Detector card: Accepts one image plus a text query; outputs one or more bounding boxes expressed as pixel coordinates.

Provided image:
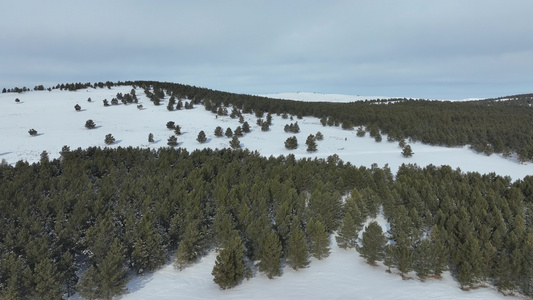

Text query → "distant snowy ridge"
[259,92,485,102]
[259,92,395,103]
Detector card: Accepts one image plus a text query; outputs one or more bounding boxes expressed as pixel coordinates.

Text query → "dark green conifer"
[77,238,128,300]
[33,258,62,300]
[242,121,251,133]
[357,221,386,265]
[286,218,309,270]
[257,231,282,279]
[230,136,241,149]
[174,219,206,270]
[335,212,359,249]
[197,130,207,143]
[306,134,317,152]
[307,218,330,260]
[212,235,245,289]
[214,126,224,137]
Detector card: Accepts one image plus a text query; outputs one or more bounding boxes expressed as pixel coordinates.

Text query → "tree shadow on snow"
[0,152,12,156]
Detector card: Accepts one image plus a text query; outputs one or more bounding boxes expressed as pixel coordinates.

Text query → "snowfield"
[1,86,531,300]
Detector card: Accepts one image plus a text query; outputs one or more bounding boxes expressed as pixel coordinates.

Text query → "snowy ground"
[1,86,531,299]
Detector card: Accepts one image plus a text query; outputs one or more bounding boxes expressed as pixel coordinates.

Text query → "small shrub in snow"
[28,129,38,136]
[85,119,96,129]
[105,134,115,145]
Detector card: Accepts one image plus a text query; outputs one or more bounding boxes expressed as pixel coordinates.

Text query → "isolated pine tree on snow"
[306,134,317,152]
[174,125,181,135]
[242,121,251,133]
[85,119,96,129]
[402,144,414,157]
[148,133,154,143]
[214,126,224,137]
[225,127,233,138]
[166,121,175,129]
[167,135,178,147]
[284,136,298,150]
[197,130,207,143]
[104,134,115,145]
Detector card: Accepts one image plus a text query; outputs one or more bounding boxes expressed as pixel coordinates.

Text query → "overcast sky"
[1,1,532,99]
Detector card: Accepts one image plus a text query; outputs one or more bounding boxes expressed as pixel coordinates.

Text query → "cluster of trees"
[70,80,532,162]
[15,79,532,160]
[284,122,300,133]
[1,147,531,298]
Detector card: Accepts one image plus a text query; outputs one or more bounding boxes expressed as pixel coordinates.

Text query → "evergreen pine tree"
[33,258,62,300]
[307,218,330,260]
[148,133,154,143]
[242,121,251,133]
[413,239,433,279]
[214,126,224,137]
[85,119,96,129]
[166,121,175,129]
[104,134,115,145]
[315,131,324,140]
[77,238,129,300]
[393,232,414,276]
[130,216,166,274]
[197,130,207,143]
[402,145,414,157]
[335,212,359,249]
[306,134,317,152]
[174,219,206,270]
[286,218,309,270]
[225,127,233,138]
[430,225,448,277]
[167,135,178,147]
[212,235,246,289]
[28,128,38,136]
[257,231,283,279]
[230,136,241,149]
[357,221,386,265]
[234,126,243,137]
[284,136,298,150]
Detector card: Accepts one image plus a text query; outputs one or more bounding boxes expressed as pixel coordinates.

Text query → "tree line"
[0,147,532,298]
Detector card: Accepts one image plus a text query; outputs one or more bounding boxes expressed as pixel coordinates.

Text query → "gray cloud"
[1,0,532,99]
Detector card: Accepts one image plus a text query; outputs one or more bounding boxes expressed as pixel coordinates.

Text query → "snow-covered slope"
[1,86,531,300]
[1,87,530,180]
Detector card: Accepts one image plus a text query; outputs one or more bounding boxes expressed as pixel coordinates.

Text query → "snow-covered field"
[1,86,531,299]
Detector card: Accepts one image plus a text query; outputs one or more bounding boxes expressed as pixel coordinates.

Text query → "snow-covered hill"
[1,86,531,300]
